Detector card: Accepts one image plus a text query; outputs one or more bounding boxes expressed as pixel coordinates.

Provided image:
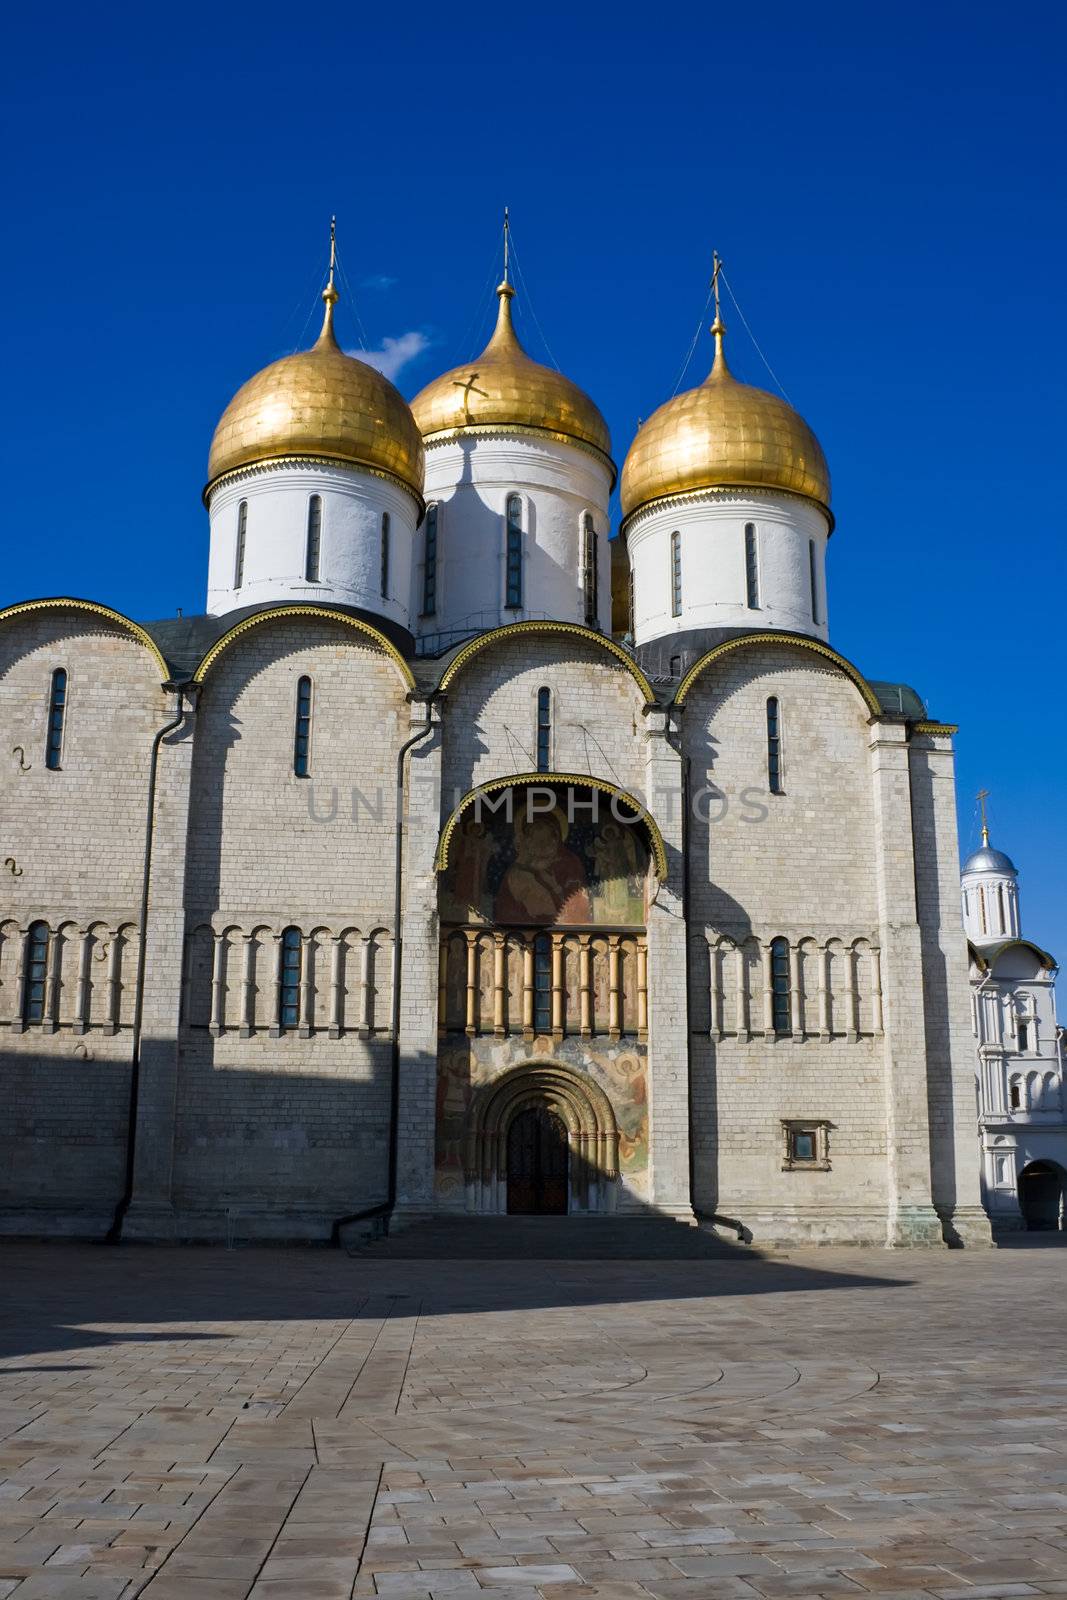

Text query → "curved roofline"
[621,479,834,534]
[969,938,1057,973]
[435,772,668,880]
[192,604,416,689]
[673,631,882,716]
[421,423,617,488]
[0,597,170,682]
[436,620,655,704]
[203,451,426,510]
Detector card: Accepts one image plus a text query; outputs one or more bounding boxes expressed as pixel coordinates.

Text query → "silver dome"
[961,844,1018,876]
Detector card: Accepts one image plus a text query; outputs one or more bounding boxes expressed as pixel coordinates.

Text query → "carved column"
[818,944,831,1041]
[551,932,564,1038]
[464,930,478,1037]
[298,933,314,1038]
[209,930,225,1037]
[328,935,344,1039]
[789,941,803,1041]
[608,936,621,1041]
[73,929,92,1035]
[579,936,593,1038]
[493,932,506,1036]
[636,939,649,1041]
[240,934,255,1038]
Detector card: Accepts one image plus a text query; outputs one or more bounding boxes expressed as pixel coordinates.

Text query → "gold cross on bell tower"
[977,788,990,847]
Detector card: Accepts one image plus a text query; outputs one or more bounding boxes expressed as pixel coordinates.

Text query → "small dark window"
[808,538,820,625]
[45,668,67,770]
[380,512,390,598]
[23,922,50,1024]
[536,687,551,772]
[767,696,783,794]
[670,530,682,616]
[1018,1021,1029,1053]
[582,512,598,626]
[670,655,682,678]
[280,927,302,1030]
[305,495,322,583]
[235,500,248,587]
[791,1128,816,1161]
[745,523,760,609]
[506,494,523,609]
[533,933,552,1031]
[1010,1082,1022,1109]
[770,936,790,1035]
[294,676,312,777]
[628,566,635,637]
[422,504,438,616]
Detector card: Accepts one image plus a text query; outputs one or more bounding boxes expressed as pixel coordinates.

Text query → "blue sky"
[4,0,1065,963]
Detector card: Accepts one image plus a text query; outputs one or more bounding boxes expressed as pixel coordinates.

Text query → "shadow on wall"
[907,753,963,1241]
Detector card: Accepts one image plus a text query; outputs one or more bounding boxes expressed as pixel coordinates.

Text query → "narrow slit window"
[533,934,552,1032]
[293,676,312,777]
[506,493,523,609]
[1010,1080,1021,1109]
[280,927,302,1030]
[628,566,635,637]
[234,500,248,588]
[766,696,783,794]
[536,687,551,772]
[808,538,820,624]
[380,512,390,598]
[1018,1020,1030,1052]
[305,495,322,583]
[23,922,50,1024]
[770,936,791,1035]
[45,668,67,770]
[978,885,987,935]
[745,523,760,609]
[581,512,598,626]
[670,530,682,616]
[422,504,438,616]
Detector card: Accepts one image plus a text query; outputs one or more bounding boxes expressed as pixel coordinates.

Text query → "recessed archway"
[1018,1160,1066,1232]
[464,1062,620,1216]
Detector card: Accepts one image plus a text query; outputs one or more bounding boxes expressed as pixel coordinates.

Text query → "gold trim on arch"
[0,598,170,681]
[437,620,655,704]
[192,605,416,689]
[435,771,669,880]
[674,632,882,717]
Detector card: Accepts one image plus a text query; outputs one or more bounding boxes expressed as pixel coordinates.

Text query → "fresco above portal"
[439,793,650,927]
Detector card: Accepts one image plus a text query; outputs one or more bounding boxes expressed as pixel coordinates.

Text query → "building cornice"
[421,423,617,486]
[203,453,425,514]
[620,481,834,538]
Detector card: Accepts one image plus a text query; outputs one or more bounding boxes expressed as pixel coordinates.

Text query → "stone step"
[351,1215,758,1260]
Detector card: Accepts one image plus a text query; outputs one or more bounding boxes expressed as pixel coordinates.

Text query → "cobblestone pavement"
[2,1240,1066,1599]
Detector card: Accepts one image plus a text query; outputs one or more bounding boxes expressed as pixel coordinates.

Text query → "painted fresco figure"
[494,809,592,925]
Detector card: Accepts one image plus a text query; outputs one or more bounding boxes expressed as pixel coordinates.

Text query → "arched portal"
[1018,1161,1066,1232]
[464,1062,620,1215]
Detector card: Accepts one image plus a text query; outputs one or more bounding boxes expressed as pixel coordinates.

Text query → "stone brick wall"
[0,611,167,1225]
[170,616,411,1233]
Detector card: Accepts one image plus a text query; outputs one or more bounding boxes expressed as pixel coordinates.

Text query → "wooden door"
[507,1107,569,1214]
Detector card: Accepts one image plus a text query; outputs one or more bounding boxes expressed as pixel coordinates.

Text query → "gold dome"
[410,281,613,470]
[620,319,830,521]
[206,286,424,500]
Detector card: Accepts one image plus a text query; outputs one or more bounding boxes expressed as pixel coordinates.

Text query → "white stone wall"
[681,642,886,1238]
[171,615,411,1234]
[627,489,830,646]
[438,633,648,807]
[418,434,613,644]
[0,612,167,1227]
[206,461,420,630]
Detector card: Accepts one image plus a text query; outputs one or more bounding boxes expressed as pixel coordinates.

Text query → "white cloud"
[361,274,397,291]
[348,330,429,381]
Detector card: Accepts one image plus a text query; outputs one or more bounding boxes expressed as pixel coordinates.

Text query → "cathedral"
[0,236,1007,1247]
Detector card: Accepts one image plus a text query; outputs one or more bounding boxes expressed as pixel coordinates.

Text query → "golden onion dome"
[410,280,613,471]
[206,282,424,501]
[620,316,830,522]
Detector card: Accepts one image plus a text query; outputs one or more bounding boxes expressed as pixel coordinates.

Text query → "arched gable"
[674,631,882,717]
[192,604,415,690]
[436,772,668,880]
[0,597,170,681]
[436,620,655,705]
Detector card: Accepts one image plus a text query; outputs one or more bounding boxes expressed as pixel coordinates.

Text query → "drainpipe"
[107,683,190,1243]
[331,697,436,1247]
